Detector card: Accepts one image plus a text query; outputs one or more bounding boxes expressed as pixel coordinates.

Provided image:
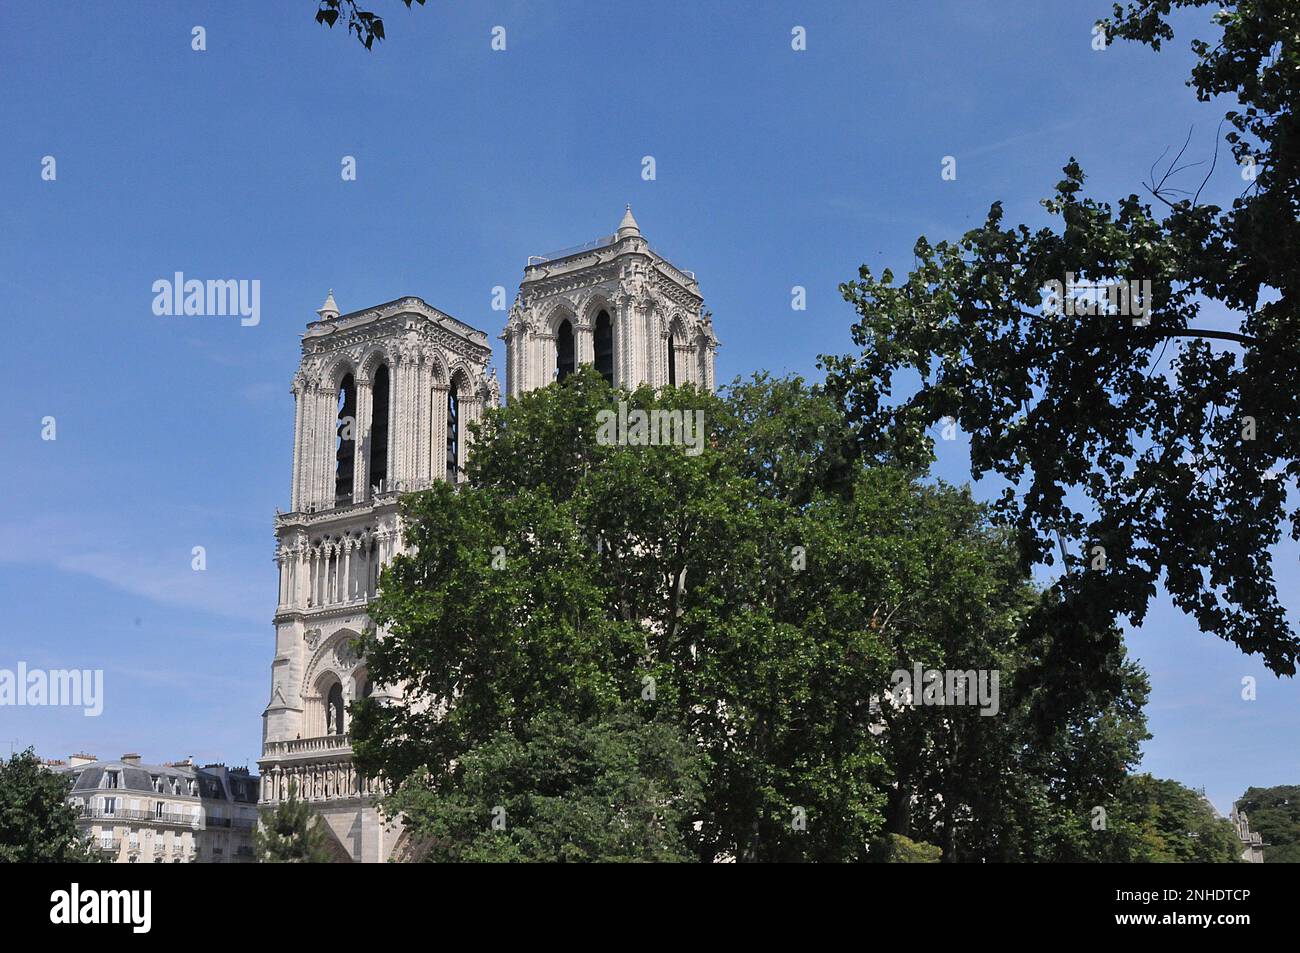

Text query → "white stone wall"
[503,214,718,399]
[74,793,257,863]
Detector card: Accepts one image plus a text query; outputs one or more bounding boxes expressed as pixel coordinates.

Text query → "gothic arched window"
[667,333,677,387]
[334,373,356,506]
[326,682,345,736]
[446,380,460,482]
[556,319,575,381]
[594,310,613,384]
[369,364,390,494]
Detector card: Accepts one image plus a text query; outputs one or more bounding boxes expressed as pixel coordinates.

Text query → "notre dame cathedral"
[258,208,719,861]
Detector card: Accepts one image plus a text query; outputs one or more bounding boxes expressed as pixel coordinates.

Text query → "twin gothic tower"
[259,209,719,861]
[503,206,717,395]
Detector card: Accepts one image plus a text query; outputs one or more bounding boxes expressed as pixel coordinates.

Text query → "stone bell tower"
[259,291,495,862]
[502,206,718,397]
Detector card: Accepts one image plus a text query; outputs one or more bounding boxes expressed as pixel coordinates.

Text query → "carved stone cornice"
[274,604,373,626]
[300,309,491,372]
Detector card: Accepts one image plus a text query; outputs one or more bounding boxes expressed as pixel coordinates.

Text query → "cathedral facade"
[258,209,717,861]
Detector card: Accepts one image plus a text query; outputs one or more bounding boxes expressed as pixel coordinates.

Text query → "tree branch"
[1149,328,1256,346]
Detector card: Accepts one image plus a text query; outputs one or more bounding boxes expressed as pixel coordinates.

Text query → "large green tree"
[723,378,1152,862]
[822,0,1300,677]
[0,749,100,863]
[352,369,1149,861]
[353,369,896,861]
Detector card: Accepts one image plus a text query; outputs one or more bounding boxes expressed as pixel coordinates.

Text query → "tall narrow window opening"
[595,310,614,384]
[556,319,575,381]
[334,373,356,505]
[369,364,389,493]
[446,381,460,482]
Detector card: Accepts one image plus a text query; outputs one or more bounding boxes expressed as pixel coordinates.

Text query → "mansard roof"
[53,757,258,803]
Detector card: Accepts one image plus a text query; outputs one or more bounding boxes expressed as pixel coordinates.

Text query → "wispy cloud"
[0,515,268,626]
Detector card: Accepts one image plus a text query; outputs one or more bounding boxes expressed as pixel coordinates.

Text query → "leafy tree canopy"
[1236,784,1300,862]
[0,749,100,863]
[254,781,340,863]
[388,711,705,862]
[822,0,1300,676]
[352,369,1149,861]
[1092,774,1243,862]
[867,832,943,863]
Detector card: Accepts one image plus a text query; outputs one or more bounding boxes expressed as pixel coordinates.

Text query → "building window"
[335,373,357,505]
[556,319,575,381]
[155,801,165,819]
[369,364,390,493]
[103,771,119,789]
[667,334,677,387]
[594,310,613,384]
[446,382,460,483]
[102,797,117,816]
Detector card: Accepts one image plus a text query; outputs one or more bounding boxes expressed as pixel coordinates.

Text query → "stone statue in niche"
[326,696,342,736]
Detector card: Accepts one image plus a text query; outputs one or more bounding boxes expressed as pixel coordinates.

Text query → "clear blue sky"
[1,1,1292,813]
